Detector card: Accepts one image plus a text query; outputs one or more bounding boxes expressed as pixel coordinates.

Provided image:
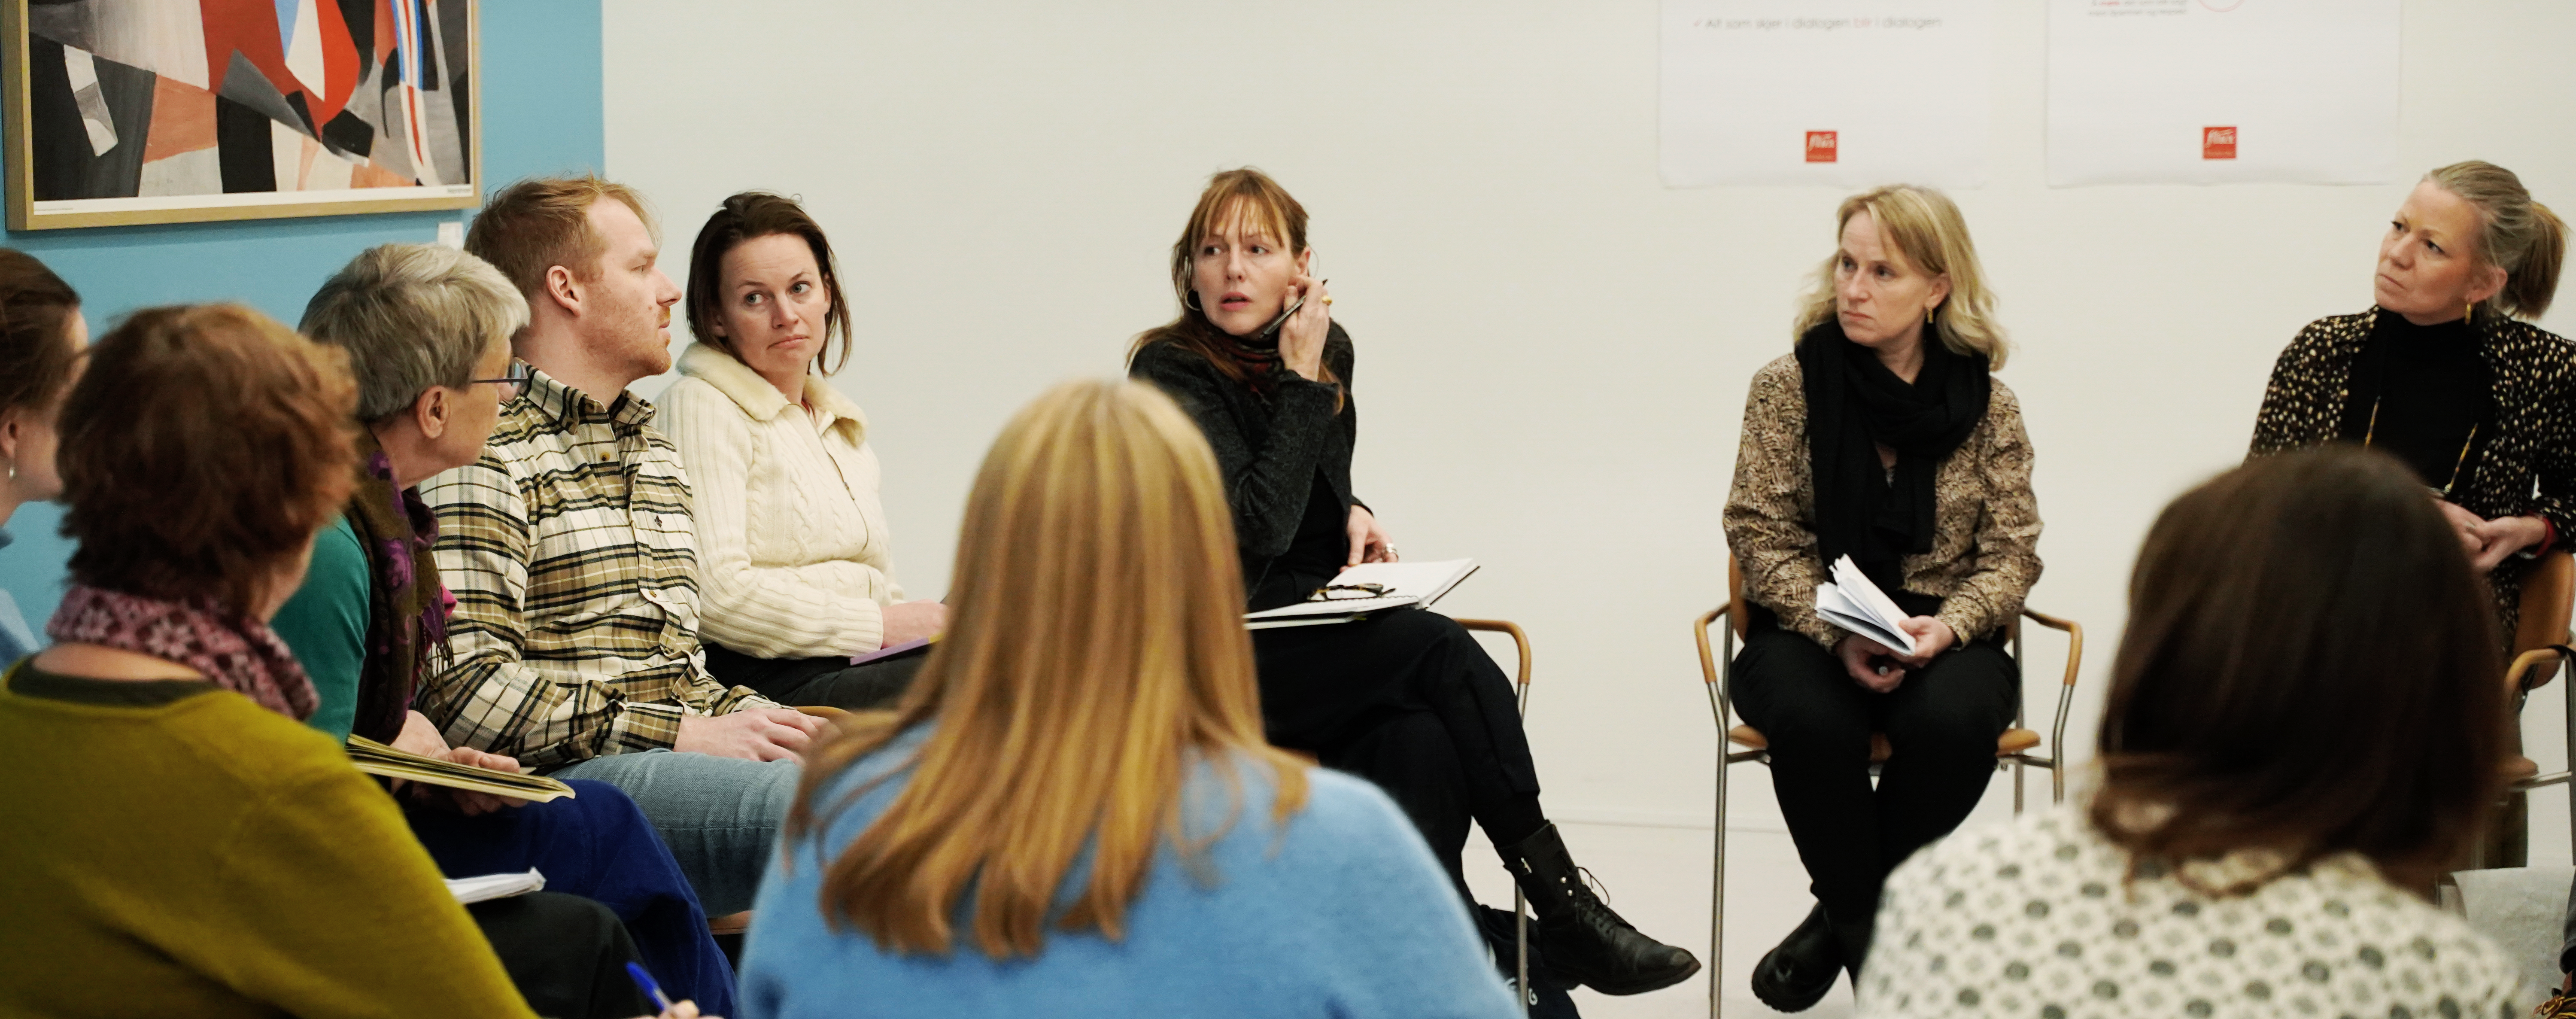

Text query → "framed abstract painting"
[0,0,477,230]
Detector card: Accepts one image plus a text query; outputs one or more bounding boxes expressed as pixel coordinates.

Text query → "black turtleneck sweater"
[2337,310,2494,493]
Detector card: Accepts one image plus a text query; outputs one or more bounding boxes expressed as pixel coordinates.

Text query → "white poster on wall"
[1660,0,1990,189]
[2047,0,2399,186]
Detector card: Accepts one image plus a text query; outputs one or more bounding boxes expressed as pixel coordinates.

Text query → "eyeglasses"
[1312,582,1392,601]
[467,362,532,402]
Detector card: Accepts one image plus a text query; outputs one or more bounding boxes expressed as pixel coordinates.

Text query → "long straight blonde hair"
[786,379,1309,959]
[1793,185,2010,370]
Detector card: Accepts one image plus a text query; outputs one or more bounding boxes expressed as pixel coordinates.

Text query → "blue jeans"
[549,749,800,916]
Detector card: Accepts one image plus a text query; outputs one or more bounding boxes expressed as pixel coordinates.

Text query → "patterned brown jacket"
[2250,308,2576,638]
[1723,353,2044,650]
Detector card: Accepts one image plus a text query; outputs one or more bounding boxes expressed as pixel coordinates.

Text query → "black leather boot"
[1501,822,1701,996]
[1750,903,1842,1012]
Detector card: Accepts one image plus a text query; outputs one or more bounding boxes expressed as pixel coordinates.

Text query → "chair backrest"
[2513,550,2575,657]
[1725,556,1747,639]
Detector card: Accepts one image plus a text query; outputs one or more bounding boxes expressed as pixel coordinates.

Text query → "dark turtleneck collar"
[2339,307,2494,493]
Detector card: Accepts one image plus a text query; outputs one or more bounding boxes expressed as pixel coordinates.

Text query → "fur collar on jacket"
[677,341,868,445]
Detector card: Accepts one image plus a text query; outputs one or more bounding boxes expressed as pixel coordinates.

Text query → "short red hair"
[57,304,357,616]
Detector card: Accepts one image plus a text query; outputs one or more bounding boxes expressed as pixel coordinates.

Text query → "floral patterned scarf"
[344,438,451,743]
[46,584,317,719]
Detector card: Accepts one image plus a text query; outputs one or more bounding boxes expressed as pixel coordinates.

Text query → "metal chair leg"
[1708,624,1734,1019]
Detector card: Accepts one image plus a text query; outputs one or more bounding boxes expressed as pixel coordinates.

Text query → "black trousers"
[703,642,925,711]
[1252,608,1546,890]
[1731,625,2017,930]
[467,891,652,1019]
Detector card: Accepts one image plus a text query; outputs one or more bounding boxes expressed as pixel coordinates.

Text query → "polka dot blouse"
[1859,802,2530,1018]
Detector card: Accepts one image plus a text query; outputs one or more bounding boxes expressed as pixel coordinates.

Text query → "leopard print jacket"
[2250,307,2576,641]
[1724,353,2044,650]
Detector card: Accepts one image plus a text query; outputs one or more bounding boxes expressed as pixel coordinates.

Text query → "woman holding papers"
[1721,185,2040,1010]
[661,192,942,711]
[0,303,688,1018]
[270,243,735,1015]
[1127,167,1698,998]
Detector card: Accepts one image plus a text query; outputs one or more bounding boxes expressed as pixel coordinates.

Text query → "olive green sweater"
[0,661,537,1018]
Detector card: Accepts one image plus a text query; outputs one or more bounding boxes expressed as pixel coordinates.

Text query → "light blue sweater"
[739,726,1520,1019]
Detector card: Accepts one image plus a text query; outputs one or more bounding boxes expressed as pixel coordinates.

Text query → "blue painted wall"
[0,2,605,634]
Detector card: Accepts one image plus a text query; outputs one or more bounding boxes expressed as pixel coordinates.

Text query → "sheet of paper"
[2046,0,2399,186]
[1661,0,1991,188]
[445,869,546,905]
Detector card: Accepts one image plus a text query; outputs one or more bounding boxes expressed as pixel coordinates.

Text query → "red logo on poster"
[2203,126,2238,160]
[1806,131,1838,163]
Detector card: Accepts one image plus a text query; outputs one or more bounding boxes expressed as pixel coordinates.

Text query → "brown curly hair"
[57,304,358,616]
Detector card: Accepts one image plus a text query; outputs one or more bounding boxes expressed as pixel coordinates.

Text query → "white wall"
[605,0,2576,853]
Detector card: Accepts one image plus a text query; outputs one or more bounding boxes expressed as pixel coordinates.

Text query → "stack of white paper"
[444,869,546,905]
[1814,555,1918,657]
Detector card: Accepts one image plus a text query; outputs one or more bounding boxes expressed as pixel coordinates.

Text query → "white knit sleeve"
[662,383,887,659]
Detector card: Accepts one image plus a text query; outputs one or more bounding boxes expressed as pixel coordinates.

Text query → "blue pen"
[624,961,675,1012]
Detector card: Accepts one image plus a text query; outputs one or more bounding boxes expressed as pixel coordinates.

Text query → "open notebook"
[1813,554,1919,657]
[346,736,577,803]
[1244,559,1479,630]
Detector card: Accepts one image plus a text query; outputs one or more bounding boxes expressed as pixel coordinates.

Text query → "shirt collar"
[520,361,657,431]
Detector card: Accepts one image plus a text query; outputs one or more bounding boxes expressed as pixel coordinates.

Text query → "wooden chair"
[1455,619,1537,1015]
[1689,556,2083,1019]
[2498,551,2576,860]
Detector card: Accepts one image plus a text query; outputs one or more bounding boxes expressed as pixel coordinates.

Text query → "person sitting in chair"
[1722,184,2040,1010]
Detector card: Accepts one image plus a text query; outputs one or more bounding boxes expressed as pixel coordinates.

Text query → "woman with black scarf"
[1722,185,2041,1011]
[1128,167,1700,1001]
[2249,161,2573,874]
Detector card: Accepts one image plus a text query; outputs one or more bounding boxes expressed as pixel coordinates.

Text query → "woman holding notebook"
[269,243,735,1015]
[1127,167,1698,998]
[1720,185,2041,1010]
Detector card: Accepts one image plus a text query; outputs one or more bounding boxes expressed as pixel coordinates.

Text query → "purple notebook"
[849,636,933,666]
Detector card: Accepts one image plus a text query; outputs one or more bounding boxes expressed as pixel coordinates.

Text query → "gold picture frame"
[2,0,479,231]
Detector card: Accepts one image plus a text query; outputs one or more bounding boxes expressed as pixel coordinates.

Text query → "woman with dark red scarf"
[0,302,694,1017]
[1125,167,1698,1001]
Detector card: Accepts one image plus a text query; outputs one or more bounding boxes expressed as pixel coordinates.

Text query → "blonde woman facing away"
[1721,185,2040,1010]
[661,192,943,711]
[1861,447,2523,1018]
[735,380,1515,1019]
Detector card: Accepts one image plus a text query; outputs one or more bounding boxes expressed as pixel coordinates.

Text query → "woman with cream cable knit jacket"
[661,192,944,711]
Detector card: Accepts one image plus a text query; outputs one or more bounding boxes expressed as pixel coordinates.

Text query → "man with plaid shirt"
[420,176,827,916]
